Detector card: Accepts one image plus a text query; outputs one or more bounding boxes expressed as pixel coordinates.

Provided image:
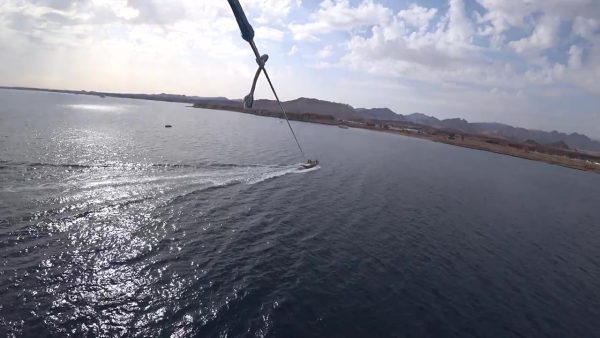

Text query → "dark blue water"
[1,89,599,337]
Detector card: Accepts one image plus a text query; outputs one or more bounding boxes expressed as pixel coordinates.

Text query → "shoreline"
[2,86,598,175]
[192,104,600,175]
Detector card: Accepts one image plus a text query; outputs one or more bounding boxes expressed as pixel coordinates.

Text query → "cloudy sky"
[1,0,599,137]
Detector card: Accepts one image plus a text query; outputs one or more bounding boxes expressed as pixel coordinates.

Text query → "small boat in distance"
[301,159,319,169]
[338,124,349,129]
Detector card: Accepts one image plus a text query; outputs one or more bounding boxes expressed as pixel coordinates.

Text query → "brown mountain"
[253,97,359,120]
[192,95,600,152]
[4,87,597,153]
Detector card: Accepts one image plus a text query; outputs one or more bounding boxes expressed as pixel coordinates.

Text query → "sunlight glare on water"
[1,89,600,337]
[64,104,129,112]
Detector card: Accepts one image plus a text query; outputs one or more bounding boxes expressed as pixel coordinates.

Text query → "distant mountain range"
[195,96,600,153]
[253,98,358,120]
[2,86,598,153]
[400,114,600,153]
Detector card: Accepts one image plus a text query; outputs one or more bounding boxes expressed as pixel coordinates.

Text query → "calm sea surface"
[1,89,599,337]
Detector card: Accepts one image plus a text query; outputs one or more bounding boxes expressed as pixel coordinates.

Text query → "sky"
[1,0,600,138]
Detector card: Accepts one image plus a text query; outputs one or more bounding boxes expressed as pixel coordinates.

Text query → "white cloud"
[286,0,599,97]
[255,26,285,41]
[288,44,298,55]
[341,0,483,83]
[244,0,298,24]
[509,15,561,55]
[289,0,390,41]
[568,45,583,69]
[572,16,599,39]
[397,4,437,32]
[0,0,255,96]
[475,0,596,31]
[317,45,334,58]
[126,0,185,24]
[445,0,473,44]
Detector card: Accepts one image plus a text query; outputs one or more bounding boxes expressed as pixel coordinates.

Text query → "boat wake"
[1,160,320,236]
[1,161,317,196]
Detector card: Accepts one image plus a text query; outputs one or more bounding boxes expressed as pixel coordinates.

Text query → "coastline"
[192,103,600,175]
[2,86,598,175]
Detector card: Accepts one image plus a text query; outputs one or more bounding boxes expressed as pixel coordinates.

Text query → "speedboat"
[300,160,319,169]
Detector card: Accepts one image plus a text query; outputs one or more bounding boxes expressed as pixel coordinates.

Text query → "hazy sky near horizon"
[1,0,600,138]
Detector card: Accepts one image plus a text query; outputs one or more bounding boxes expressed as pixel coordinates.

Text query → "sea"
[1,89,599,337]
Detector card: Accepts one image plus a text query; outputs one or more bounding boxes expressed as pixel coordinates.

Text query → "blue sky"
[1,0,599,138]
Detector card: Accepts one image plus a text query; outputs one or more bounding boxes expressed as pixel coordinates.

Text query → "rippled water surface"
[1,89,600,337]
